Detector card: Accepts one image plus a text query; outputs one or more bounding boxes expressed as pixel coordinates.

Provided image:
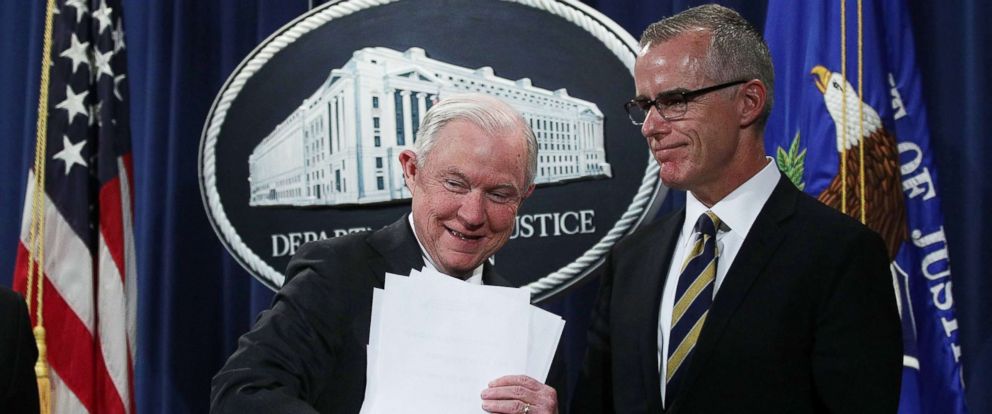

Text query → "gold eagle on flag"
[810,65,908,259]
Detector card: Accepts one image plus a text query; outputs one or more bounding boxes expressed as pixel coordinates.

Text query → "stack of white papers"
[359,267,565,414]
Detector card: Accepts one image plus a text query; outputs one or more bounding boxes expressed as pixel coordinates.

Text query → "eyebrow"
[440,168,468,179]
[441,168,521,194]
[635,87,692,101]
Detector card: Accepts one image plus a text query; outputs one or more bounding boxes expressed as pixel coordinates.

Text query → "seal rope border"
[198,0,663,297]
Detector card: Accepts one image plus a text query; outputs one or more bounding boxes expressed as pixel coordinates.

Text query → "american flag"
[13,0,137,412]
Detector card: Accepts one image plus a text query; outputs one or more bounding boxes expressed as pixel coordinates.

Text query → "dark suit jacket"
[573,176,902,413]
[212,216,564,413]
[0,287,40,414]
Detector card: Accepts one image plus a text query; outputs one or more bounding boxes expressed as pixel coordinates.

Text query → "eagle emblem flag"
[764,1,966,413]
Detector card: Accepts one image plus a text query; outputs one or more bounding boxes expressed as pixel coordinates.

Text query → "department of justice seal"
[198,0,667,302]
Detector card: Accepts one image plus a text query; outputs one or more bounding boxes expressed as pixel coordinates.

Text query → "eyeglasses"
[624,80,748,125]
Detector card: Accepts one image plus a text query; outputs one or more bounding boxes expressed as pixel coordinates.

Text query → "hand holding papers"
[361,268,565,414]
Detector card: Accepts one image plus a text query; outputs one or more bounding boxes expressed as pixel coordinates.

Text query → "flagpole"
[27,0,59,412]
[857,0,867,224]
[839,0,848,214]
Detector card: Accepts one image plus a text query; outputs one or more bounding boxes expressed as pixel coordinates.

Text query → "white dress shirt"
[658,159,781,405]
[408,214,484,285]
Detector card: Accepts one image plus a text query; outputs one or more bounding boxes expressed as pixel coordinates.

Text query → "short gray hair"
[413,93,538,186]
[640,4,774,126]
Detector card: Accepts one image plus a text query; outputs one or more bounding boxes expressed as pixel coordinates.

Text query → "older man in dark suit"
[573,4,901,413]
[211,94,560,414]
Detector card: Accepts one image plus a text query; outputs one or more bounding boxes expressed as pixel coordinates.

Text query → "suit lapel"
[482,263,513,287]
[365,214,509,288]
[365,215,426,285]
[630,210,685,411]
[672,176,798,407]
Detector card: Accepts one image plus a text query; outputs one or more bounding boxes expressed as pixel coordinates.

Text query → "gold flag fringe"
[27,0,58,412]
[34,327,51,413]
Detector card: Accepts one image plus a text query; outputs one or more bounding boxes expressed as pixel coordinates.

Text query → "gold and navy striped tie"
[666,210,721,402]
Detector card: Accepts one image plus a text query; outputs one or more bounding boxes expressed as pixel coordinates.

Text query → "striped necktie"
[665,210,722,403]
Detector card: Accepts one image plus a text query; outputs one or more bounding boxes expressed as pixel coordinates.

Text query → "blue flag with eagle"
[763,0,966,412]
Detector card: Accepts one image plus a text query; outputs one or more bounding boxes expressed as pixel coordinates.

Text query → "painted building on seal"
[248,46,610,207]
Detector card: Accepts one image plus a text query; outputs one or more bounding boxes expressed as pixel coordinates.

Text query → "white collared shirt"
[658,158,781,405]
[408,214,484,285]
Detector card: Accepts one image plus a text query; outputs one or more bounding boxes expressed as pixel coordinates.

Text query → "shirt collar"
[684,158,780,239]
[407,214,484,284]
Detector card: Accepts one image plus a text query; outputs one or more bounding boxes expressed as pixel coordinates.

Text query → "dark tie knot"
[694,211,722,238]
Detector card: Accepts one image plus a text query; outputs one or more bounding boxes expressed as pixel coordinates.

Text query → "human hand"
[480,375,557,414]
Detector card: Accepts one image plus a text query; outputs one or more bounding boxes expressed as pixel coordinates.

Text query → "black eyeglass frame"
[624,79,749,125]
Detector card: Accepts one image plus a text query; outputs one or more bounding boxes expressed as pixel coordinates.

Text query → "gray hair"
[640,4,774,126]
[413,93,538,186]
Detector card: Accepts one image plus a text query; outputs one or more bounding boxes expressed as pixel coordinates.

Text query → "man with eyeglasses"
[572,4,901,413]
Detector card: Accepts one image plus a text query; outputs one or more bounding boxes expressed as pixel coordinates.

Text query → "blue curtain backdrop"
[1,1,987,413]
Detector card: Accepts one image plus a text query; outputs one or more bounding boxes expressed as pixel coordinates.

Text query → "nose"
[640,106,671,138]
[457,190,486,229]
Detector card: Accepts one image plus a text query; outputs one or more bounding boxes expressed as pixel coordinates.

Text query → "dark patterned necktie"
[665,210,721,403]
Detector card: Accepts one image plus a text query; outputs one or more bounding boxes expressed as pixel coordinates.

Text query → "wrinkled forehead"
[634,32,713,93]
[433,119,526,150]
[431,122,529,179]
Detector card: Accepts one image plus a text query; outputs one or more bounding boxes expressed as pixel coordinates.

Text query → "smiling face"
[400,119,534,277]
[634,32,750,204]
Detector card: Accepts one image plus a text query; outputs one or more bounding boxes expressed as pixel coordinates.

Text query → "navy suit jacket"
[573,176,902,413]
[212,216,564,413]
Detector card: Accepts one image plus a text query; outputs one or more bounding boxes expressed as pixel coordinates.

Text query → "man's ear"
[398,150,418,194]
[738,79,766,128]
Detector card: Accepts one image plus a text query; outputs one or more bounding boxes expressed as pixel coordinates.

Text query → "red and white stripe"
[13,162,137,414]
